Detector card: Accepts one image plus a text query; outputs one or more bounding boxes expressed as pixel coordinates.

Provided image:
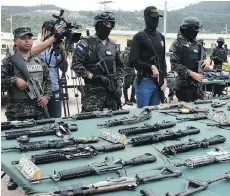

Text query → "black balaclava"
[96,22,112,40]
[180,27,198,41]
[145,16,159,31]
[217,42,224,47]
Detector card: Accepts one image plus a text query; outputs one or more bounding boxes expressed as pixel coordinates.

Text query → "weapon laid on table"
[161,135,226,156]
[29,153,157,182]
[140,188,156,196]
[174,148,230,168]
[97,108,152,127]
[194,99,213,104]
[2,136,99,152]
[176,114,207,122]
[62,109,130,120]
[11,144,125,165]
[118,121,176,136]
[160,107,209,115]
[166,171,230,196]
[143,102,185,111]
[129,127,200,147]
[1,118,55,130]
[211,101,227,108]
[219,96,230,100]
[9,52,50,118]
[31,165,181,196]
[1,122,78,140]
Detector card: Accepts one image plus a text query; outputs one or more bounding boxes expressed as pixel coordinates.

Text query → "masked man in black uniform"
[129,6,167,108]
[72,12,124,112]
[170,17,211,102]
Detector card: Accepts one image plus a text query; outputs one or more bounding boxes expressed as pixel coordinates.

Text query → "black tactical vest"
[83,36,116,83]
[214,47,227,64]
[8,56,44,100]
[180,41,201,72]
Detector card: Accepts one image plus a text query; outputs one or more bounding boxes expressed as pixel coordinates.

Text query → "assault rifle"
[118,121,176,136]
[174,148,230,168]
[166,171,230,196]
[97,52,122,109]
[11,144,125,165]
[1,122,78,140]
[160,107,209,115]
[29,153,156,182]
[2,136,99,152]
[129,127,200,147]
[97,108,152,127]
[1,118,55,130]
[143,102,185,111]
[194,99,213,104]
[9,52,50,118]
[31,165,182,196]
[62,109,130,120]
[211,101,227,108]
[161,135,226,155]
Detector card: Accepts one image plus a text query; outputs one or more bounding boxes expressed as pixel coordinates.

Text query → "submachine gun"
[29,153,156,183]
[9,52,50,118]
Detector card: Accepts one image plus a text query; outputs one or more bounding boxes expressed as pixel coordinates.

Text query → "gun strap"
[9,52,31,81]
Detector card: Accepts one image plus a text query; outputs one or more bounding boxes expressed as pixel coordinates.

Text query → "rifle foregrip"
[36,118,55,124]
[207,135,226,145]
[182,127,200,135]
[31,153,67,164]
[68,124,78,132]
[140,188,156,196]
[118,126,140,135]
[58,166,96,180]
[112,110,130,115]
[159,122,176,129]
[97,144,125,152]
[124,153,156,166]
[1,123,12,130]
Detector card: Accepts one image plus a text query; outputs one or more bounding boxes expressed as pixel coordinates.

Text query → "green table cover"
[1,100,230,196]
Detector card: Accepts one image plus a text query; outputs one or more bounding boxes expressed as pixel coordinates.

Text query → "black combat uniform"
[170,17,204,102]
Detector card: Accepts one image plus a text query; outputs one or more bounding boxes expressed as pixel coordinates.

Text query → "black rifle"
[1,122,78,140]
[176,115,207,122]
[166,171,230,196]
[2,136,99,152]
[161,135,226,155]
[194,100,213,104]
[97,53,122,109]
[129,127,200,147]
[31,165,181,196]
[11,144,125,165]
[97,108,152,127]
[140,188,156,196]
[62,109,130,120]
[1,118,55,130]
[9,52,50,118]
[29,153,156,182]
[160,107,209,115]
[118,121,176,136]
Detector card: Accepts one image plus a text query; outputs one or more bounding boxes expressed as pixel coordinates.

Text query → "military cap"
[144,6,163,18]
[13,27,33,39]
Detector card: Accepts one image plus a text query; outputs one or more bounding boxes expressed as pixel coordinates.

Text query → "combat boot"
[7,178,18,190]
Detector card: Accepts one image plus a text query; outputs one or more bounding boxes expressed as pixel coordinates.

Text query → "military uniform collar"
[93,34,110,44]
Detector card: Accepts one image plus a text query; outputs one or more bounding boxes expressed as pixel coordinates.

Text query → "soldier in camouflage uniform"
[169,17,210,102]
[210,37,228,69]
[72,12,124,112]
[121,39,136,105]
[1,27,52,121]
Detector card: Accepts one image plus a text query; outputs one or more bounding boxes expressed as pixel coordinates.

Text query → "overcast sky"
[1,0,203,11]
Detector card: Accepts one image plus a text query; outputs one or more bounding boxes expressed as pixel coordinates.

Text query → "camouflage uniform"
[121,47,136,103]
[1,54,52,121]
[72,34,124,112]
[210,46,228,69]
[170,33,205,102]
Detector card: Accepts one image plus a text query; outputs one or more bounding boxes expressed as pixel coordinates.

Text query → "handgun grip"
[124,153,156,166]
[140,188,156,196]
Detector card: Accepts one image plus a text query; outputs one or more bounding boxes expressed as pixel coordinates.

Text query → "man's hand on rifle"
[16,78,28,90]
[37,96,48,107]
[151,65,159,82]
[161,78,167,91]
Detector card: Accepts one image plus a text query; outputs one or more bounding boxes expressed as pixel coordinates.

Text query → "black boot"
[7,178,18,190]
[130,87,136,103]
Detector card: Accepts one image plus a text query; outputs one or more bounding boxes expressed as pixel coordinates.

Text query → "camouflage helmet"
[93,12,115,28]
[217,37,225,43]
[180,16,202,30]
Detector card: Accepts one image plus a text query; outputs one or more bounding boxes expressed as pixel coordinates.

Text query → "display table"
[1,101,230,196]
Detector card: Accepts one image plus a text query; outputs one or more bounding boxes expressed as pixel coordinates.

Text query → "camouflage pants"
[123,74,135,101]
[5,99,45,121]
[81,85,117,112]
